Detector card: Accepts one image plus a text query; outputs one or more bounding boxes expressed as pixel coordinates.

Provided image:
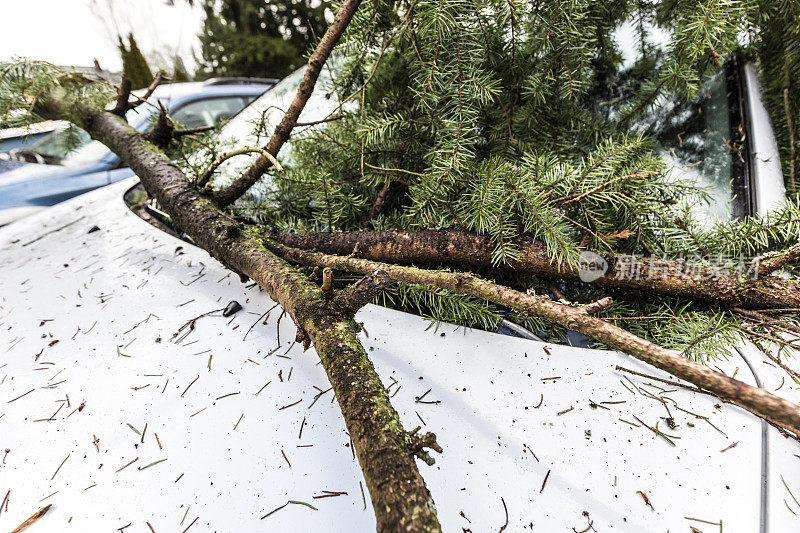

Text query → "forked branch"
[263,238,800,437]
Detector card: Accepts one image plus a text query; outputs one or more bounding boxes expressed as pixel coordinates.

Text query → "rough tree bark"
[275,229,800,309]
[35,96,442,533]
[262,239,800,437]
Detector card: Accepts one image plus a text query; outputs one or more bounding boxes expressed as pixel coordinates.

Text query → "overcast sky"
[0,0,203,73]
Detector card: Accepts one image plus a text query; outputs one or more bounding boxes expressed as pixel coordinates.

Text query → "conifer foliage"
[213,0,797,362]
[195,0,331,79]
[2,1,800,529]
[117,33,155,90]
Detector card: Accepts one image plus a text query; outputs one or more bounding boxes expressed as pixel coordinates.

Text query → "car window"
[199,59,344,188]
[171,96,247,129]
[640,69,737,224]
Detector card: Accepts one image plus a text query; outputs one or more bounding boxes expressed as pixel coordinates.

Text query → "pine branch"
[35,89,442,533]
[275,229,800,309]
[214,0,364,207]
[265,238,800,437]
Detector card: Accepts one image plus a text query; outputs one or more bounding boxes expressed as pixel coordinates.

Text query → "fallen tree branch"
[274,229,800,309]
[111,73,164,117]
[263,239,800,436]
[36,95,442,533]
[214,0,363,207]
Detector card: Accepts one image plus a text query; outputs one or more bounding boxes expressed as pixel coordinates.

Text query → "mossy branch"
[263,237,800,438]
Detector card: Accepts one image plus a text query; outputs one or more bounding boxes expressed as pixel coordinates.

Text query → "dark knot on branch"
[408,426,443,466]
[295,328,311,351]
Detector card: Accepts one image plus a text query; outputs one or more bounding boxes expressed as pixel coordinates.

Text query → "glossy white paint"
[1,180,799,531]
[744,63,788,216]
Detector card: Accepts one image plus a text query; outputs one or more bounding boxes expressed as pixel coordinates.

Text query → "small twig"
[498,497,509,532]
[295,114,344,127]
[173,125,215,137]
[540,469,551,493]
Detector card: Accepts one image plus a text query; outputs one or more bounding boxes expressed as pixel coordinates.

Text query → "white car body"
[1,177,799,531]
[0,29,797,530]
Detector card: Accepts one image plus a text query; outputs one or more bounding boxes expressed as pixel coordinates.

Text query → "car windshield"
[608,21,743,225]
[31,104,155,166]
[210,67,745,226]
[196,63,341,187]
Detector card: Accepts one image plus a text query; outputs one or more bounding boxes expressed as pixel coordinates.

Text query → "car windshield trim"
[728,54,756,219]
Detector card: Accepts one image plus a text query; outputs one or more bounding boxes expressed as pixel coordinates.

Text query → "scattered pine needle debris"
[261,500,318,520]
[279,399,302,410]
[116,457,139,473]
[181,375,200,397]
[182,516,198,532]
[11,504,51,533]
[313,490,348,499]
[51,455,69,480]
[540,469,551,493]
[215,392,239,401]
[138,458,168,471]
[637,490,654,510]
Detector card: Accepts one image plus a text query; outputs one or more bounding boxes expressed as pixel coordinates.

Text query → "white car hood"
[1,179,799,532]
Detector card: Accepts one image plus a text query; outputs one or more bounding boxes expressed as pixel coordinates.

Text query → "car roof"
[1,180,799,531]
[140,80,273,104]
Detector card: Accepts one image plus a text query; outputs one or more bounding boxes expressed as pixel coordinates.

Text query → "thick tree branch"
[275,229,800,309]
[36,97,441,533]
[214,0,363,207]
[263,239,800,437]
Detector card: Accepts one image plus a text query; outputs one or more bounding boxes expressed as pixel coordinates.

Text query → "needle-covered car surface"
[1,179,800,532]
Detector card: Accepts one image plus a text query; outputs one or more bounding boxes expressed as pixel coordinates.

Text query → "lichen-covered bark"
[276,229,800,309]
[37,99,441,533]
[264,239,800,437]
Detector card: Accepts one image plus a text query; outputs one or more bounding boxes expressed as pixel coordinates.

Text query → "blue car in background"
[0,78,275,225]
